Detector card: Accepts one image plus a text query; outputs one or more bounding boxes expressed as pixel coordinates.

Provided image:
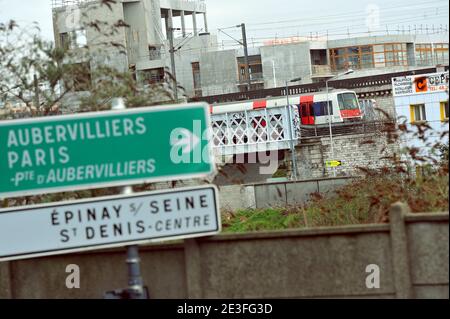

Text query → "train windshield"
[338,93,359,110]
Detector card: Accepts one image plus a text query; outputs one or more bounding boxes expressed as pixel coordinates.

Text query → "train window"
[338,93,359,110]
[313,101,333,116]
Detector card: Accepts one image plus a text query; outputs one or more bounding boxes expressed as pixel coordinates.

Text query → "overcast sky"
[0,0,448,45]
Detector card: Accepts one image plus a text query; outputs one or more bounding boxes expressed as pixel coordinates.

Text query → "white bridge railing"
[211,105,300,156]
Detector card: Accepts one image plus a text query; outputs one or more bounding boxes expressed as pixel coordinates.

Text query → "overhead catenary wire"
[237,0,448,28]
[211,1,448,46]
[124,2,449,63]
[218,6,449,34]
[130,28,449,64]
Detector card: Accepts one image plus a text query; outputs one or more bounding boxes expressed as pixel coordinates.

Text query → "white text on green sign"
[0,103,214,197]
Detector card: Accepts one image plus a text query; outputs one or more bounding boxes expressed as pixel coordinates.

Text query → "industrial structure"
[48,0,449,182]
[52,0,214,98]
[51,0,449,100]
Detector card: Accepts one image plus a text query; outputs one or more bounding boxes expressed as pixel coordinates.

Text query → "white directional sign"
[0,186,220,262]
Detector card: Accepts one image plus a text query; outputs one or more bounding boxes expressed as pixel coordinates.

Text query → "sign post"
[0,102,214,198]
[111,98,144,300]
[0,100,218,299]
[0,185,220,299]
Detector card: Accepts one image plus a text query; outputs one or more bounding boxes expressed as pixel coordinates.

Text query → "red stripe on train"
[300,95,314,104]
[340,109,362,118]
[299,96,315,125]
[253,100,267,109]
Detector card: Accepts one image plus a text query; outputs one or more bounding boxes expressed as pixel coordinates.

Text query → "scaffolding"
[51,0,98,9]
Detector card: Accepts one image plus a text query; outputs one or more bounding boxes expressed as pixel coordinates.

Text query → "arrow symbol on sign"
[170,128,200,154]
[326,160,342,168]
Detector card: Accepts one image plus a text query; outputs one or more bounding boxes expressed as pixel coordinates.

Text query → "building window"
[237,55,263,83]
[410,104,427,123]
[60,32,72,50]
[330,44,408,71]
[415,44,433,66]
[141,68,165,85]
[148,46,161,61]
[192,62,202,97]
[384,43,408,67]
[434,43,449,65]
[441,101,449,122]
[330,45,374,71]
[60,29,87,50]
[74,30,87,47]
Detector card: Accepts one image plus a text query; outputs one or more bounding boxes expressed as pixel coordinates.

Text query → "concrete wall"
[370,95,396,119]
[0,204,447,299]
[261,42,313,88]
[406,214,449,298]
[218,184,256,211]
[287,131,399,180]
[149,177,356,210]
[253,177,354,209]
[173,34,219,96]
[122,0,167,65]
[53,1,129,72]
[123,1,148,65]
[200,50,239,96]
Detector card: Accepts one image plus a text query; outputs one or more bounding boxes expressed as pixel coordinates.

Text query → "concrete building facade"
[197,33,448,98]
[51,1,449,101]
[51,0,215,97]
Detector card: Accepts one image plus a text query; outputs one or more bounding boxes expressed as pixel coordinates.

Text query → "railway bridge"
[192,68,440,183]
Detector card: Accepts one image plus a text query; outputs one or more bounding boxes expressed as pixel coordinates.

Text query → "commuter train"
[210,89,363,125]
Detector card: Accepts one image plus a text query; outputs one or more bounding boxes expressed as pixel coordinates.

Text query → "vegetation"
[222,120,449,233]
[222,172,449,233]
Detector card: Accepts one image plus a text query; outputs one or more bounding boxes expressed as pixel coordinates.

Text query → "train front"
[338,91,363,122]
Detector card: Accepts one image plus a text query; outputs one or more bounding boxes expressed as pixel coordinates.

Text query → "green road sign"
[326,160,342,168]
[0,103,214,198]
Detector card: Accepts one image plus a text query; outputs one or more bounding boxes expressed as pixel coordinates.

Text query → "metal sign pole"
[126,244,146,299]
[285,81,298,180]
[109,98,147,300]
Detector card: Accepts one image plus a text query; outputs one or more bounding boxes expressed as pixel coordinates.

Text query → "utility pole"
[325,69,354,177]
[33,74,40,111]
[285,78,302,180]
[218,24,251,91]
[168,27,178,102]
[240,23,251,92]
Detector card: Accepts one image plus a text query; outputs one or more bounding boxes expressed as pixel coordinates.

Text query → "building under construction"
[51,0,449,100]
[52,0,215,97]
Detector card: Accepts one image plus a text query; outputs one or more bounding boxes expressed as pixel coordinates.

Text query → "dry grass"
[221,171,449,233]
